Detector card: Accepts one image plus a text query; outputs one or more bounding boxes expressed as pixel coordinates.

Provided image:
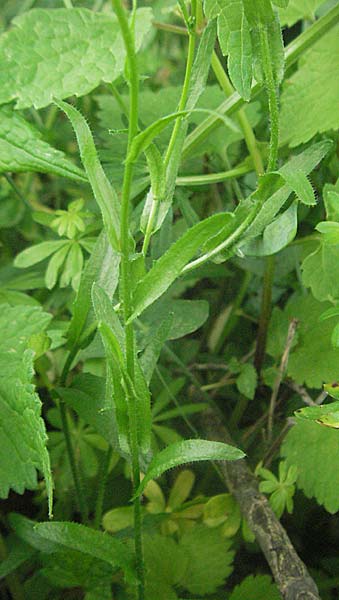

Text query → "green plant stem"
[254,255,275,374]
[211,52,264,176]
[111,1,144,598]
[183,4,339,159]
[58,347,89,523]
[0,532,25,600]
[141,195,158,256]
[176,163,252,186]
[94,446,113,529]
[164,5,197,168]
[63,0,73,7]
[258,27,279,172]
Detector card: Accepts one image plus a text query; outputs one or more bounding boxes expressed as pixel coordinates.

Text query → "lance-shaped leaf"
[56,100,120,251]
[135,439,245,498]
[0,106,86,181]
[129,212,235,321]
[35,522,136,583]
[92,284,152,454]
[67,231,120,349]
[0,305,53,515]
[0,7,152,109]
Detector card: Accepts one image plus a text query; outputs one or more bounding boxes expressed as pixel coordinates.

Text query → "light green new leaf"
[56,100,120,251]
[58,374,116,446]
[35,522,136,583]
[135,439,245,497]
[45,244,70,290]
[267,293,339,387]
[0,106,86,181]
[279,0,325,26]
[0,305,53,515]
[68,231,120,349]
[243,201,298,256]
[295,401,339,428]
[129,213,234,321]
[280,23,339,146]
[229,575,280,600]
[236,363,257,399]
[281,421,339,513]
[302,242,339,303]
[211,0,253,100]
[14,240,68,269]
[0,8,152,109]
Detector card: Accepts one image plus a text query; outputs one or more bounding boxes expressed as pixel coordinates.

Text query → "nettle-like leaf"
[143,525,234,598]
[281,421,339,513]
[0,305,53,513]
[267,293,339,388]
[0,106,86,181]
[0,7,153,109]
[205,0,284,100]
[280,23,339,146]
[35,522,136,583]
[302,240,339,303]
[229,575,281,600]
[278,0,325,27]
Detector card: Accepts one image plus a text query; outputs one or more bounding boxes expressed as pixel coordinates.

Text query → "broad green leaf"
[243,201,298,256]
[302,242,339,303]
[236,363,257,399]
[273,0,289,6]
[179,525,234,594]
[281,421,339,513]
[280,23,339,146]
[135,439,245,497]
[279,0,325,26]
[14,240,68,269]
[56,100,120,251]
[129,213,234,321]
[35,522,136,583]
[0,106,86,181]
[0,537,35,580]
[67,231,120,349]
[58,374,117,446]
[295,401,339,428]
[139,299,209,346]
[0,8,152,109]
[229,575,280,600]
[0,305,53,514]
[40,550,114,597]
[207,0,253,100]
[267,293,339,387]
[241,140,332,244]
[140,315,173,384]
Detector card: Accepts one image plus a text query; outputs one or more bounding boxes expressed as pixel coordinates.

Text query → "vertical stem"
[254,255,275,374]
[259,26,280,172]
[94,446,113,529]
[111,2,144,598]
[211,52,264,176]
[164,3,197,168]
[58,347,89,523]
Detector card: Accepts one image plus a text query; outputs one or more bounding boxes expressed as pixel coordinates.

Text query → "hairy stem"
[211,52,264,176]
[111,1,144,597]
[259,26,280,172]
[164,2,197,168]
[183,4,339,158]
[57,347,89,522]
[254,255,275,374]
[94,446,113,529]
